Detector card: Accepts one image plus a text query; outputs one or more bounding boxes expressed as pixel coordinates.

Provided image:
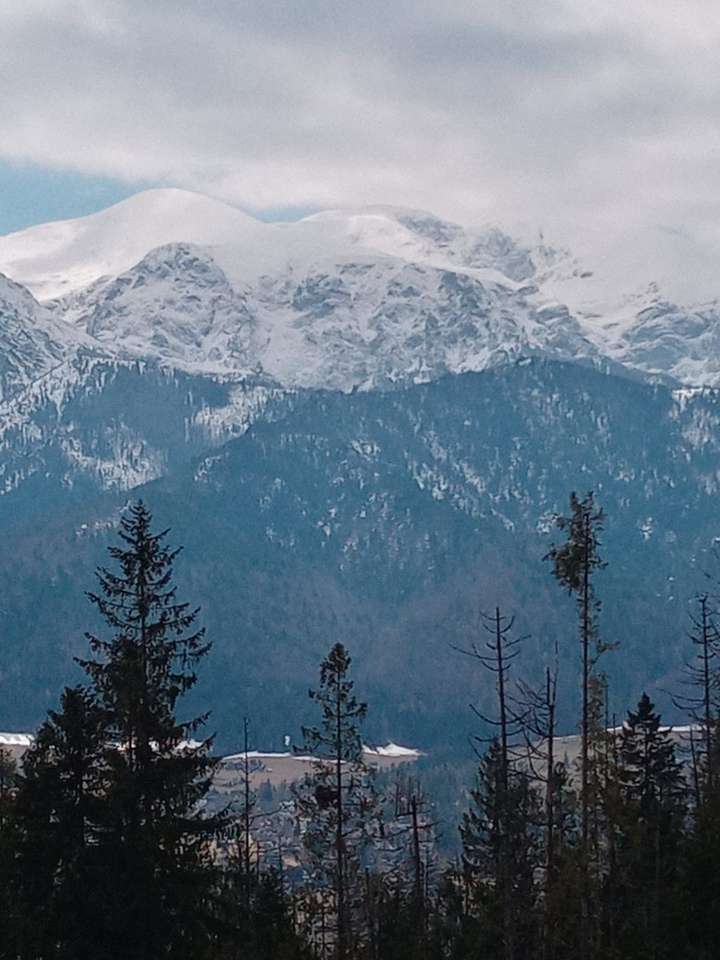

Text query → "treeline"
[0,496,719,959]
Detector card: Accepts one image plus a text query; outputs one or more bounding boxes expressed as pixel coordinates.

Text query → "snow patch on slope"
[0,272,96,403]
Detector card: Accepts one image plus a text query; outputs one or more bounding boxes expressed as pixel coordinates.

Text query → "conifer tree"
[294,642,379,960]
[0,747,15,829]
[240,716,258,886]
[215,717,270,958]
[612,693,685,959]
[460,740,541,960]
[453,605,531,960]
[682,795,720,960]
[250,868,312,960]
[676,598,720,959]
[517,657,579,960]
[13,686,106,960]
[214,863,310,960]
[78,500,220,959]
[379,773,437,957]
[546,491,609,957]
[225,716,260,907]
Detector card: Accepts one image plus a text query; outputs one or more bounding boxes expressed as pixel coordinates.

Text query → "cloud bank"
[3,0,720,282]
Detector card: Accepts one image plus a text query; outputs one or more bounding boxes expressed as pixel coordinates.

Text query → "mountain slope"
[0,361,717,749]
[0,354,285,515]
[0,272,96,403]
[4,193,720,757]
[53,239,600,389]
[4,190,720,388]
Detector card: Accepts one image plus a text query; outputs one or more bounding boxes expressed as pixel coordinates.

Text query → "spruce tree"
[672,595,720,958]
[517,658,580,960]
[250,868,312,960]
[238,716,259,896]
[378,774,437,958]
[78,500,220,959]
[0,748,15,830]
[294,642,379,960]
[460,740,541,960]
[612,694,686,960]
[674,594,720,804]
[682,795,720,960]
[13,686,107,960]
[214,863,309,960]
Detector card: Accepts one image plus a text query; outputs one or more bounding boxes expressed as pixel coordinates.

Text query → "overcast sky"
[3,0,720,280]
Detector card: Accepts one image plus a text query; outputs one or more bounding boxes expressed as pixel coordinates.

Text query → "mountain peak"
[7,191,720,389]
[0,188,266,301]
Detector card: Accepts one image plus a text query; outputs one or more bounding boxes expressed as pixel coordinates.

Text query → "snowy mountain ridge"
[7,194,720,742]
[1,189,720,392]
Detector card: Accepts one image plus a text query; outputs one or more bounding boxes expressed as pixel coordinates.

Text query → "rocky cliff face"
[4,189,720,394]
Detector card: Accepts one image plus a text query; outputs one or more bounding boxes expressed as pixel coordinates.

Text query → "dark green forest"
[1,494,719,959]
[4,360,720,752]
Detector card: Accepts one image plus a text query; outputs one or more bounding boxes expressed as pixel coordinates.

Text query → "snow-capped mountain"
[4,190,720,744]
[53,237,600,390]
[0,188,265,301]
[1,187,720,510]
[1,187,718,392]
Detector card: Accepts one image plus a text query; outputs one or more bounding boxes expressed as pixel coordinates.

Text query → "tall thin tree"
[545,491,608,959]
[294,642,378,960]
[78,500,220,960]
[454,607,536,960]
[674,594,720,805]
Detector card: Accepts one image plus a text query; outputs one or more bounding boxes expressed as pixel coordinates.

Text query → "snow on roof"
[0,733,34,747]
[363,742,423,758]
[0,734,423,762]
[223,750,294,763]
[223,743,422,763]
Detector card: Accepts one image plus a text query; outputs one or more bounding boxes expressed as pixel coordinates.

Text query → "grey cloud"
[3,0,720,281]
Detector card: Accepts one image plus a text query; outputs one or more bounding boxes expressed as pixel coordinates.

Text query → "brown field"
[217,748,421,788]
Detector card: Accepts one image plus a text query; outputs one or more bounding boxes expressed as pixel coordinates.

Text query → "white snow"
[223,750,294,763]
[0,189,267,301]
[0,732,34,747]
[223,743,422,763]
[363,742,423,758]
[0,736,422,759]
[5,188,720,391]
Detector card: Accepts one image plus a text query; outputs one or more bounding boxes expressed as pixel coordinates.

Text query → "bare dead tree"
[673,594,720,806]
[387,774,439,943]
[452,607,528,770]
[515,646,561,960]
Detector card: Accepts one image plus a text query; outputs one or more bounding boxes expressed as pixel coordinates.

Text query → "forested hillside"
[2,359,720,749]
